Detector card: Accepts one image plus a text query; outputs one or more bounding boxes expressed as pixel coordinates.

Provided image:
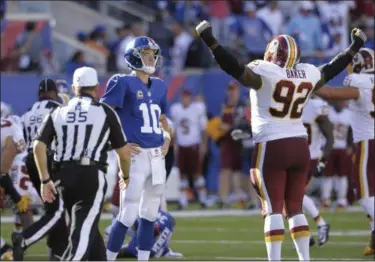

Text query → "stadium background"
[0,0,374,260]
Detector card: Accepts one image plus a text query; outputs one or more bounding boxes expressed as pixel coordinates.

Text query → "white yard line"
[0,206,363,222]
[175,228,370,236]
[22,253,371,261]
[171,240,368,246]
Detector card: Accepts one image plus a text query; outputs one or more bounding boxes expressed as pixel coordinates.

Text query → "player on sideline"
[314,47,374,256]
[102,36,171,261]
[196,19,366,261]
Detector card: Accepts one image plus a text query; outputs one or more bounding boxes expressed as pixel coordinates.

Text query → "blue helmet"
[124,36,163,75]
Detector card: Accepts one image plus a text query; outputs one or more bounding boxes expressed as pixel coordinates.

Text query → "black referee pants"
[24,152,68,258]
[55,165,107,261]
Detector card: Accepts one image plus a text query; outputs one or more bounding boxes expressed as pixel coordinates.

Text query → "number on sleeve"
[270,80,313,119]
[139,103,162,134]
[303,123,312,145]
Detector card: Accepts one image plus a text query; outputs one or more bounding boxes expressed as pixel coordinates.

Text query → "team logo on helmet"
[349,48,374,74]
[264,35,300,69]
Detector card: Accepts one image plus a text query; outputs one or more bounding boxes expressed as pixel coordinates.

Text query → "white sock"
[335,176,348,206]
[288,214,310,261]
[106,250,119,261]
[303,195,326,227]
[321,177,333,203]
[179,179,189,207]
[264,214,284,261]
[138,250,151,261]
[360,197,375,221]
[160,194,168,211]
[194,176,207,204]
[0,236,6,249]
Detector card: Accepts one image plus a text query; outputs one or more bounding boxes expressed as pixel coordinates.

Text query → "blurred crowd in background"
[0,0,374,76]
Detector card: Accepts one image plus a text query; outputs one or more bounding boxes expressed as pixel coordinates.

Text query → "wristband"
[42,178,51,184]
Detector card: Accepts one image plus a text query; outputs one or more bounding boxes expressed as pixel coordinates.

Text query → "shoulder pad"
[247,60,278,76]
[311,98,329,116]
[343,73,362,88]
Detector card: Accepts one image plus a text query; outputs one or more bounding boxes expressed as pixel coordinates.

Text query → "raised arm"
[314,28,367,91]
[195,20,262,89]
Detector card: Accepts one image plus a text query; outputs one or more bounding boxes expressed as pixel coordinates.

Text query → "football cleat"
[363,246,374,256]
[363,230,375,256]
[11,231,25,261]
[0,250,13,261]
[164,248,183,258]
[317,224,330,246]
[309,236,316,247]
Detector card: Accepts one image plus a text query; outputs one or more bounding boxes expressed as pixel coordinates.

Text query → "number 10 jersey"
[248,60,322,143]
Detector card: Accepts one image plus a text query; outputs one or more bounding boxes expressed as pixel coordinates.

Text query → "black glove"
[195,20,217,47]
[313,159,327,177]
[349,28,367,53]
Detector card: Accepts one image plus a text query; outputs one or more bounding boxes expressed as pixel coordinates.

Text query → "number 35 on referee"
[32,67,139,261]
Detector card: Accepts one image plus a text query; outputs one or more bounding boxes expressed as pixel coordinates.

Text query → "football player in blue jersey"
[101,36,171,261]
[117,210,183,259]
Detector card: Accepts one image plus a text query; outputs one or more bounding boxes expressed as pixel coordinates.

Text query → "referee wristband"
[42,178,51,184]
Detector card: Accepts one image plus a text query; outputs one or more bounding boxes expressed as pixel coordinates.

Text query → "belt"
[55,158,107,172]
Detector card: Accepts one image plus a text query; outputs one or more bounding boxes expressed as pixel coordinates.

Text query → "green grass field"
[1,208,374,260]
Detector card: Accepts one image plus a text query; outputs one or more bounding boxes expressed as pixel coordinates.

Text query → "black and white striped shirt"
[22,99,61,150]
[35,94,127,164]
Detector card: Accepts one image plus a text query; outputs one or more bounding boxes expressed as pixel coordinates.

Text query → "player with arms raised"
[315,48,374,256]
[102,36,171,261]
[196,19,366,260]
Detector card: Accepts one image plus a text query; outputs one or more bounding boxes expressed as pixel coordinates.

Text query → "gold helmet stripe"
[286,35,296,68]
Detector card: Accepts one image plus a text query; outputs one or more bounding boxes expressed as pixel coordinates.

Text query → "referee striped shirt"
[22,99,61,150]
[34,94,126,164]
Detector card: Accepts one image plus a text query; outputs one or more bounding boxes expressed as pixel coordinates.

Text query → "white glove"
[231,129,251,141]
[164,248,184,258]
[195,20,211,35]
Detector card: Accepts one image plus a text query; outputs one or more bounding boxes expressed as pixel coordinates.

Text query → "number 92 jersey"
[248,60,321,143]
[101,74,168,148]
[344,73,374,142]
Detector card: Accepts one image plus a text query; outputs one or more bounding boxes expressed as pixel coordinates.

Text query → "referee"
[32,67,139,260]
[12,79,68,261]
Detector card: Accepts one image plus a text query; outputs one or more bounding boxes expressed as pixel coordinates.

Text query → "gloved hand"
[350,28,367,53]
[16,195,31,213]
[231,129,251,141]
[195,20,217,47]
[314,159,327,177]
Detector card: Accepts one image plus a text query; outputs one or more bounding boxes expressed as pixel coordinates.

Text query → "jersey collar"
[77,93,95,100]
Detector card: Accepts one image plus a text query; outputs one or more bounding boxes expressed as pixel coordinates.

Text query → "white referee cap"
[73,67,99,88]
